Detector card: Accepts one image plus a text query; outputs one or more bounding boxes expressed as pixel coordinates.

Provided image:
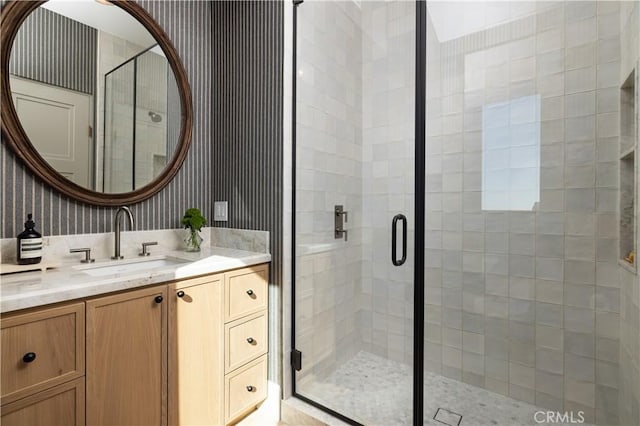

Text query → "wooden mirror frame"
[1,0,193,206]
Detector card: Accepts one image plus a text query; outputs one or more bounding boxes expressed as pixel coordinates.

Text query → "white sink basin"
[73,255,189,277]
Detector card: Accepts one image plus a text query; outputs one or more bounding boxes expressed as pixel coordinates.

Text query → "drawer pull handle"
[246,289,254,296]
[22,352,36,363]
[177,290,185,298]
[246,337,255,344]
[246,385,254,392]
[155,295,164,304]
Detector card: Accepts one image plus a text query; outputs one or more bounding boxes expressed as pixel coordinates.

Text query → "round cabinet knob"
[154,295,164,304]
[22,352,36,363]
[246,337,255,344]
[177,291,185,298]
[246,385,254,392]
[246,289,254,296]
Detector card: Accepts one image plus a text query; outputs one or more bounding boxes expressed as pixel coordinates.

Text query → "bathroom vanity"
[0,248,270,426]
[0,0,279,423]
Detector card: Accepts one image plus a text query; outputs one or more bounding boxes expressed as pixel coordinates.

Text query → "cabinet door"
[86,286,167,426]
[1,302,84,405]
[1,378,85,426]
[169,275,224,426]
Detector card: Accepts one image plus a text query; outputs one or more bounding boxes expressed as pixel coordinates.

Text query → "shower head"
[148,111,162,123]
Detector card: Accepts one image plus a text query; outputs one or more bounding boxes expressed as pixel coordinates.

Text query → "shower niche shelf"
[619,69,637,273]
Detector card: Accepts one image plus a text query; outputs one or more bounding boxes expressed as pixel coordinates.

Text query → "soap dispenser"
[17,213,43,265]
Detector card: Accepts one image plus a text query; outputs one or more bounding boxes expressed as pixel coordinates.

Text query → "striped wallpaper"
[9,7,97,95]
[1,0,213,238]
[211,0,284,383]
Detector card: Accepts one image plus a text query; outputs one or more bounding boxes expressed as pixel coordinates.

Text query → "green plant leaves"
[181,207,207,231]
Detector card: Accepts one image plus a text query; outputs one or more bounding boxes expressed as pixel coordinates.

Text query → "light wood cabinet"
[225,264,268,322]
[1,378,85,426]
[169,264,269,426]
[222,263,269,425]
[224,356,267,423]
[86,286,167,426]
[0,263,269,426]
[225,311,268,373]
[1,303,84,406]
[169,274,224,426]
[1,302,85,426]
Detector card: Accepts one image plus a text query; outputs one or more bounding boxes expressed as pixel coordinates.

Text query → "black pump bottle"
[17,214,43,265]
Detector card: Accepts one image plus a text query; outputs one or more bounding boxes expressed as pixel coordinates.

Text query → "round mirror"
[1,0,192,206]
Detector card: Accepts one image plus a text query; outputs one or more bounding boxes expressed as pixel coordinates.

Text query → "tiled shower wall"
[100,33,144,193]
[359,0,416,365]
[97,31,164,193]
[294,0,418,384]
[294,0,364,384]
[423,2,624,423]
[619,1,640,424]
[101,45,172,193]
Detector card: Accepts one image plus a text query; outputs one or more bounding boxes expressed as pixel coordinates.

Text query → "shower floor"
[300,351,585,426]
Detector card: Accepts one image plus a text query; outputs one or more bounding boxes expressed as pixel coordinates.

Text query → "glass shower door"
[422,2,632,425]
[292,0,417,424]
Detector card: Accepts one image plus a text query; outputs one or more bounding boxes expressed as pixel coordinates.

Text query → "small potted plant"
[181,208,207,252]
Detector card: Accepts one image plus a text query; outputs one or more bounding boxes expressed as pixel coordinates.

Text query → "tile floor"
[299,351,592,426]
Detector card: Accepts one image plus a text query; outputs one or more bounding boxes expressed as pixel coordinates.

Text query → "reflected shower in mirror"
[102,45,180,193]
[8,0,181,193]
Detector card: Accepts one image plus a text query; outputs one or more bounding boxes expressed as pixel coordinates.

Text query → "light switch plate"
[214,201,228,222]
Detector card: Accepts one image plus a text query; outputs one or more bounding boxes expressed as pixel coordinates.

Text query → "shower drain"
[434,407,463,426]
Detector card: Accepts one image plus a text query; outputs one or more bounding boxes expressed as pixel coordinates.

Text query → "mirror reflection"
[9,0,181,193]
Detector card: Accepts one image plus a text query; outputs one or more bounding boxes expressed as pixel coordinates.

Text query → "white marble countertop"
[0,246,271,314]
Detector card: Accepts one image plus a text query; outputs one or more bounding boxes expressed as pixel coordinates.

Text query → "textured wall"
[1,0,213,238]
[618,1,640,424]
[423,2,623,424]
[210,0,283,382]
[360,0,416,365]
[9,7,96,95]
[96,31,146,192]
[294,0,364,387]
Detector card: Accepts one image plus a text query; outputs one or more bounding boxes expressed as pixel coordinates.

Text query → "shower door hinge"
[88,125,93,138]
[291,349,302,371]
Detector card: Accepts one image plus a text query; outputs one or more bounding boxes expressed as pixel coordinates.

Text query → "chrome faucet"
[111,206,134,260]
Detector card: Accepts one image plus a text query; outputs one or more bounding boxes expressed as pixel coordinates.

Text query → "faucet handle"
[140,242,158,257]
[70,248,95,263]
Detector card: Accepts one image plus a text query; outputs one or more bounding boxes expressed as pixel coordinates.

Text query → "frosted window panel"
[482,95,541,211]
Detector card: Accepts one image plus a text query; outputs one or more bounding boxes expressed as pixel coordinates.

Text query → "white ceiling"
[427,1,538,42]
[41,0,156,48]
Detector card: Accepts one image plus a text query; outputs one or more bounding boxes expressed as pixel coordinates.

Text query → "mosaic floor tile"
[300,351,593,426]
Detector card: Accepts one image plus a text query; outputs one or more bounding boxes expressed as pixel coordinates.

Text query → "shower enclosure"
[103,46,180,193]
[292,1,639,425]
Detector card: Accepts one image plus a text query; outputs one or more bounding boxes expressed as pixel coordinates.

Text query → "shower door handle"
[392,214,407,266]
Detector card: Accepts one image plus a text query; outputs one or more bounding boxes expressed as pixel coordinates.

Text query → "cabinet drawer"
[1,378,85,426]
[1,303,85,405]
[225,265,268,322]
[225,312,267,373]
[224,355,267,424]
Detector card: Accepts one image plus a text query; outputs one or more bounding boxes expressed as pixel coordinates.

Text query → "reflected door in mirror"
[11,76,92,187]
